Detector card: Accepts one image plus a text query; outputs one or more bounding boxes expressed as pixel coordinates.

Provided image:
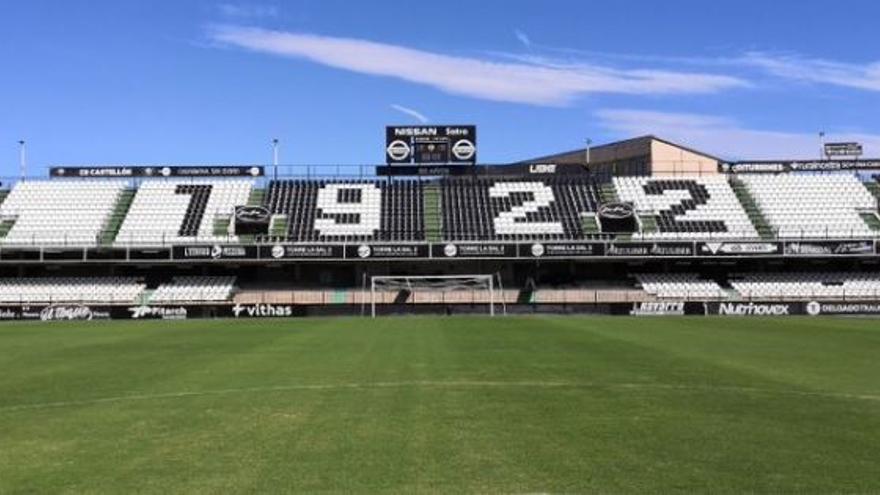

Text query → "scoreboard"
[385,126,477,165]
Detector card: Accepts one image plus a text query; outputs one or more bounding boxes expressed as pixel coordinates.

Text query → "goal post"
[369,274,499,318]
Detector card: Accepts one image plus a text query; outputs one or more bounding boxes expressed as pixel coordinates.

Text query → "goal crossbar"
[369,275,496,317]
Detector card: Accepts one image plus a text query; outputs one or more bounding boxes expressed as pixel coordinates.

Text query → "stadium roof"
[517,135,724,165]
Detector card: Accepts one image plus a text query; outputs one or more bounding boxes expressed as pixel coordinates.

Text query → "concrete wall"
[651,140,718,176]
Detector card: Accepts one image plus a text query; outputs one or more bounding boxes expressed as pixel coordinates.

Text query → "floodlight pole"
[272,138,279,180]
[818,131,825,160]
[18,140,26,180]
[585,138,592,165]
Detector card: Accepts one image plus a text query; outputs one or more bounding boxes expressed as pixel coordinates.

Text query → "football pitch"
[0,316,878,493]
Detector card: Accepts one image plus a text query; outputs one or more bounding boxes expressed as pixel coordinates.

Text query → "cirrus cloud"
[390,104,429,123]
[208,25,750,106]
[740,52,880,92]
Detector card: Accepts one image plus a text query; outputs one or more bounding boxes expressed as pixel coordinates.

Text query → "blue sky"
[2,0,880,175]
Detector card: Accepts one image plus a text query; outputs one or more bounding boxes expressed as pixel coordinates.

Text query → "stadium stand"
[0,180,127,245]
[263,180,424,242]
[635,273,726,299]
[739,174,878,238]
[440,177,601,241]
[730,272,880,300]
[0,277,145,304]
[150,276,237,303]
[114,180,252,245]
[614,176,758,239]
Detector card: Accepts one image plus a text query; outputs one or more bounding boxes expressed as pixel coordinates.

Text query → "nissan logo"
[386,140,411,161]
[451,139,476,161]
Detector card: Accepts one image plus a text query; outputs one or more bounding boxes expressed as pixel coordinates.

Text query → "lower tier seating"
[635,273,726,299]
[150,276,236,303]
[0,277,145,303]
[730,272,880,300]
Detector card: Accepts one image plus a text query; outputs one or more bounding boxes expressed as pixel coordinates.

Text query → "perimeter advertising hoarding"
[605,242,694,257]
[172,245,258,260]
[696,241,783,256]
[721,160,880,173]
[518,242,604,258]
[259,244,344,260]
[784,240,874,256]
[50,166,264,178]
[344,244,430,259]
[430,243,517,259]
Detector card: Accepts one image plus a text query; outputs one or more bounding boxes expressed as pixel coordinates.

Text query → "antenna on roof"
[18,140,26,180]
[584,138,592,166]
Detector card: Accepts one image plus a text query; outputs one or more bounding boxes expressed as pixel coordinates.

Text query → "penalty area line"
[1,380,878,412]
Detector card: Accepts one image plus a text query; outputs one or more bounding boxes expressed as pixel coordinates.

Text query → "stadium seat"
[263,180,424,242]
[0,277,145,304]
[739,174,877,238]
[731,272,880,300]
[114,180,252,245]
[614,176,758,240]
[150,276,237,303]
[635,273,726,299]
[0,180,127,245]
[440,177,601,241]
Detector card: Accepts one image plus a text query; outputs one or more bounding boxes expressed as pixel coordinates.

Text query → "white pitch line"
[1,380,878,413]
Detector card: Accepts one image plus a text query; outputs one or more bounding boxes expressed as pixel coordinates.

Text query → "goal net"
[368,275,499,317]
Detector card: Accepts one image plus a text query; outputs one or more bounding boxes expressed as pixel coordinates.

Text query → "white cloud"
[217,3,278,19]
[208,25,749,106]
[514,29,532,49]
[390,104,429,123]
[741,52,880,92]
[596,109,880,159]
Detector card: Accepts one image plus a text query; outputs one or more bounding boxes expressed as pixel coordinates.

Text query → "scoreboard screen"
[385,126,476,165]
[413,141,449,164]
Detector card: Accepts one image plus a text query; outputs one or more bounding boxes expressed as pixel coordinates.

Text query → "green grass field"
[1,316,879,493]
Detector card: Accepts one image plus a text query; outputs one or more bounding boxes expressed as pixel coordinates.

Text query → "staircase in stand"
[581,214,600,235]
[99,189,136,245]
[247,188,265,206]
[423,184,442,242]
[598,182,619,203]
[730,178,775,240]
[0,219,15,239]
[269,215,288,238]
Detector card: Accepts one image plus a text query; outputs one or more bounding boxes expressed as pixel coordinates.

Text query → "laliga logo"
[443,243,458,257]
[271,245,285,259]
[357,245,372,258]
[451,139,476,161]
[386,140,411,161]
[160,167,172,177]
[806,301,821,316]
[211,245,223,259]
